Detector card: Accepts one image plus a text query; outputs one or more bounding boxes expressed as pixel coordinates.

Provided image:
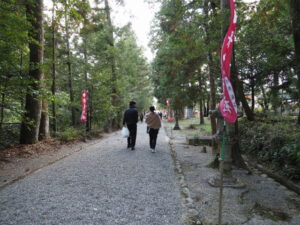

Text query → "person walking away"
[140,113,144,123]
[158,111,163,119]
[123,101,138,150]
[145,106,161,153]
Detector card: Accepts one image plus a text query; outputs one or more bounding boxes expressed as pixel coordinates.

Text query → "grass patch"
[163,117,212,136]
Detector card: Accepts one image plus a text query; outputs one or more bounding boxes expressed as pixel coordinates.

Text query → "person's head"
[149,106,155,112]
[129,101,136,107]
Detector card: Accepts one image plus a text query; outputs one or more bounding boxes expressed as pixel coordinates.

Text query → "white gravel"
[0,123,183,225]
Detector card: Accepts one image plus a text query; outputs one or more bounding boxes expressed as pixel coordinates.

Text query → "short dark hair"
[129,101,136,106]
[149,106,155,112]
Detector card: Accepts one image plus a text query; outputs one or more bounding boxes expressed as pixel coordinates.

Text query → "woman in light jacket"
[145,106,161,153]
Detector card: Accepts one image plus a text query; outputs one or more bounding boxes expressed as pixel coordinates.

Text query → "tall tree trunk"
[271,73,280,114]
[104,0,118,129]
[65,2,76,127]
[20,52,25,110]
[39,100,50,140]
[260,85,268,112]
[232,119,248,169]
[173,110,181,130]
[232,48,254,121]
[250,78,255,112]
[238,78,255,121]
[51,0,57,134]
[290,0,300,125]
[206,98,210,116]
[203,0,217,151]
[198,70,205,124]
[231,47,248,169]
[89,85,94,130]
[0,81,7,130]
[20,0,44,144]
[39,0,51,140]
[200,99,204,125]
[208,53,217,121]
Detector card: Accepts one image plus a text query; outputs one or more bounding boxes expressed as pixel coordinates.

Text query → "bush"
[0,123,20,150]
[239,118,300,180]
[57,128,80,142]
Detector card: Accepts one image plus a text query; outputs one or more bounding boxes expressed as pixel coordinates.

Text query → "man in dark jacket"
[123,101,138,150]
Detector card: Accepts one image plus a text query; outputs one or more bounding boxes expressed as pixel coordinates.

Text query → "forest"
[0,0,153,145]
[0,0,300,180]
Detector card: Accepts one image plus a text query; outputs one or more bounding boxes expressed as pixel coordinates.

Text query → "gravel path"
[0,123,183,225]
[165,125,300,225]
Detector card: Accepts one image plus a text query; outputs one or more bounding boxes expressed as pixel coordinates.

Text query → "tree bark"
[39,1,51,140]
[206,98,210,116]
[290,0,300,125]
[236,78,255,121]
[39,99,50,140]
[64,2,76,127]
[271,73,280,114]
[173,110,181,130]
[0,84,6,130]
[104,0,119,129]
[232,49,254,121]
[20,0,44,144]
[250,78,255,112]
[261,85,268,112]
[203,0,217,152]
[200,99,205,125]
[51,0,57,134]
[231,47,249,169]
[198,70,205,124]
[89,85,94,130]
[204,0,217,129]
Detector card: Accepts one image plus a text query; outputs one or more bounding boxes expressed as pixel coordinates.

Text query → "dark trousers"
[127,124,137,147]
[149,128,159,149]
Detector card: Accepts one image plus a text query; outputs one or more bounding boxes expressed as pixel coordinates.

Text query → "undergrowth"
[239,118,300,180]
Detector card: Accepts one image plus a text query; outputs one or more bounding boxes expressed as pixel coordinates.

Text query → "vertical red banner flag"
[80,90,88,122]
[219,0,238,123]
[166,99,170,106]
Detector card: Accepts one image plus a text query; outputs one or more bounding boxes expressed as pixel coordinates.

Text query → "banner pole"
[218,161,224,225]
[218,121,226,225]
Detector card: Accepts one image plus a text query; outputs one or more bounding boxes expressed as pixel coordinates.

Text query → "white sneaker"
[151,148,155,153]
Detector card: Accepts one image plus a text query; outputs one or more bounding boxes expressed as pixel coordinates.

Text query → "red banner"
[219,0,238,123]
[166,99,170,106]
[80,90,88,122]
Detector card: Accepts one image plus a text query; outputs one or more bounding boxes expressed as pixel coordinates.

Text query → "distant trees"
[290,0,300,125]
[2,0,300,148]
[0,0,152,145]
[150,0,300,168]
[151,0,300,122]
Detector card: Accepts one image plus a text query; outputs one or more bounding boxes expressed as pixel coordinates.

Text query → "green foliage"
[0,0,29,126]
[239,118,300,180]
[150,0,220,113]
[57,127,80,142]
[1,0,300,149]
[0,123,20,150]
[236,0,295,112]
